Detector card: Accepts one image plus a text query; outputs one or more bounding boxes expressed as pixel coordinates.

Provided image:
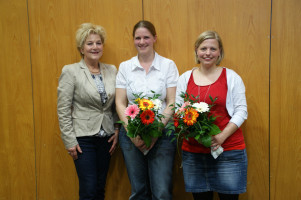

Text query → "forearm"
[161,104,174,126]
[57,107,78,149]
[216,122,238,144]
[161,87,176,126]
[115,88,128,129]
[116,104,128,128]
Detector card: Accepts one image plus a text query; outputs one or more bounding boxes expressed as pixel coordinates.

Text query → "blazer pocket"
[102,113,114,133]
[72,115,92,133]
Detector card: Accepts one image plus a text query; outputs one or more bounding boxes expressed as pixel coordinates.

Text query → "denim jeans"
[119,127,176,200]
[182,149,248,194]
[74,136,112,200]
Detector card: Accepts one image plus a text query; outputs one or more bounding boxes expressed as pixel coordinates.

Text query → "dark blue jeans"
[74,136,112,200]
[119,127,176,200]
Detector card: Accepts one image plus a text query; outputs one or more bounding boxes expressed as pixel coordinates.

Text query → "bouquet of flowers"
[167,92,221,148]
[120,91,165,148]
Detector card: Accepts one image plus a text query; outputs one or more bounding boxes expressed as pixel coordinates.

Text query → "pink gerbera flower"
[179,101,191,112]
[125,104,140,119]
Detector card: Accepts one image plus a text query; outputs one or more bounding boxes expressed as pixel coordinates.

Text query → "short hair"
[132,20,157,37]
[75,23,106,57]
[194,30,224,65]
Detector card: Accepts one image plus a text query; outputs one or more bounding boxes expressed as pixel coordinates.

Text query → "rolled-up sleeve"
[166,61,179,88]
[175,71,191,107]
[116,63,127,89]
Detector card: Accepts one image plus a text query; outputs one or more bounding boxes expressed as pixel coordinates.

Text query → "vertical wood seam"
[26,0,38,199]
[142,0,144,20]
[269,0,273,200]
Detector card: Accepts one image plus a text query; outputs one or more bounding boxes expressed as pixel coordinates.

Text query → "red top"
[182,68,245,153]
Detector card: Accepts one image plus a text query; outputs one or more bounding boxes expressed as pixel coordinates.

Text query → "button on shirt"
[116,52,179,114]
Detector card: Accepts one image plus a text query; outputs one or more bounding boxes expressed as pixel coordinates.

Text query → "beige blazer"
[57,59,118,149]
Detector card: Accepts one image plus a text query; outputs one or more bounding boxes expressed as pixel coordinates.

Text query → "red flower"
[173,115,180,127]
[140,110,155,125]
[174,120,179,127]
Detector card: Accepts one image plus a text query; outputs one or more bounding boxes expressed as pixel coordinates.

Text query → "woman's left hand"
[211,133,226,151]
[211,122,239,151]
[108,130,119,155]
[147,137,158,150]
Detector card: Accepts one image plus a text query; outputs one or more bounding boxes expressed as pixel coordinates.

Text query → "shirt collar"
[131,52,161,71]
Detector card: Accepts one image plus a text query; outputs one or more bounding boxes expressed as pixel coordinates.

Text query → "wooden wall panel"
[27,0,141,199]
[0,0,36,199]
[0,0,299,199]
[144,0,271,199]
[270,0,301,199]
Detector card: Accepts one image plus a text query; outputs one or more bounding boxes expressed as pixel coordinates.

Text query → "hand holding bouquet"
[120,91,165,148]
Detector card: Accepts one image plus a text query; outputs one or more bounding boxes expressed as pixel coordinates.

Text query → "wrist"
[114,123,121,130]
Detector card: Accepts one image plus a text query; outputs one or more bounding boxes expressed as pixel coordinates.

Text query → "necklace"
[197,84,211,102]
[195,67,220,102]
[86,62,100,74]
[89,67,100,73]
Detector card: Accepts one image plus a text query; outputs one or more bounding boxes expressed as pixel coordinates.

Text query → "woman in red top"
[176,31,248,200]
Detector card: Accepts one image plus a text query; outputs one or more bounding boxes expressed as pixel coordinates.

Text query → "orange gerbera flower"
[140,110,155,125]
[183,108,199,126]
[139,99,154,111]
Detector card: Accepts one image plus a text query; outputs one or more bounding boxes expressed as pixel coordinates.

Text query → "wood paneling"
[0,0,36,199]
[270,0,301,199]
[27,0,141,199]
[1,0,300,199]
[144,0,271,199]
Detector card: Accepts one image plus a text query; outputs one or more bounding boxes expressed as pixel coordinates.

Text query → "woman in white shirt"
[115,20,179,200]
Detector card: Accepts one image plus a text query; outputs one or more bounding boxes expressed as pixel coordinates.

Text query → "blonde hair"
[194,30,224,65]
[75,23,106,57]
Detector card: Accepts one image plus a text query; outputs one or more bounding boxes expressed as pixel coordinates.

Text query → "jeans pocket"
[118,127,133,151]
[218,149,247,163]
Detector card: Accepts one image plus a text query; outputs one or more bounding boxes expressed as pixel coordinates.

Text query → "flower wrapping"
[120,91,165,148]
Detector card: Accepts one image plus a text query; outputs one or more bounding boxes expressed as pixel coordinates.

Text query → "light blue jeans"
[119,127,176,200]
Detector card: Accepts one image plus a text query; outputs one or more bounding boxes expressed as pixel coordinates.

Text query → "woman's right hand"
[67,144,82,160]
[130,136,147,152]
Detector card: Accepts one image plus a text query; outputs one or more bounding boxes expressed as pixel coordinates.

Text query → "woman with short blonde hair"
[57,23,119,200]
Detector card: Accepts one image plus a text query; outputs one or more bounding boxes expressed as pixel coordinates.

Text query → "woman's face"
[81,33,103,62]
[134,27,157,56]
[196,39,220,67]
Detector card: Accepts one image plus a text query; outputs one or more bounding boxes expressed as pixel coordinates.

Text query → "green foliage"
[200,135,212,147]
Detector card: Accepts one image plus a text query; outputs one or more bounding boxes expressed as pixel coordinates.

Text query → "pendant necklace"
[198,84,211,103]
[196,67,219,102]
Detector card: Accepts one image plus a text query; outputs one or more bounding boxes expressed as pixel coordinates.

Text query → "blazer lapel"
[80,59,98,91]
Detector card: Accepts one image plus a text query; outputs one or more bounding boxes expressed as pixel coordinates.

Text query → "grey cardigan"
[176,67,248,127]
[57,59,118,149]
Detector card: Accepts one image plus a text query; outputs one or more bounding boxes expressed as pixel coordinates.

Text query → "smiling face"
[196,39,221,67]
[81,33,103,62]
[134,27,157,56]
